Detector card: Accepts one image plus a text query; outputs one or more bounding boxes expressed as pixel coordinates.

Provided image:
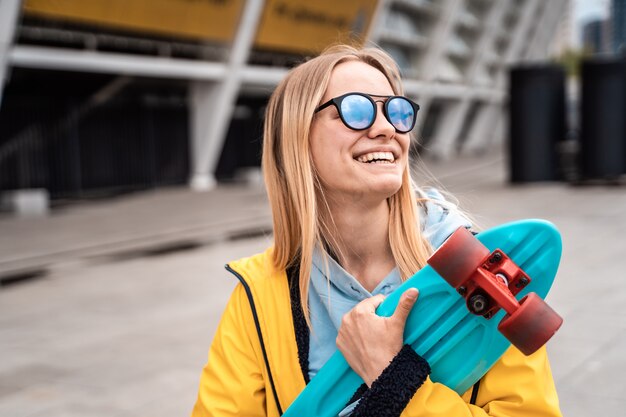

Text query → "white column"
[365,0,391,41]
[465,0,508,82]
[450,1,506,157]
[410,93,432,171]
[429,98,471,159]
[526,0,566,61]
[416,0,465,159]
[459,0,506,155]
[489,0,540,89]
[505,0,540,65]
[0,0,22,106]
[419,0,464,82]
[494,108,507,149]
[461,103,502,154]
[189,0,265,191]
[413,94,433,138]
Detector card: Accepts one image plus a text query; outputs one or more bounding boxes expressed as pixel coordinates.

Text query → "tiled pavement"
[1,150,624,416]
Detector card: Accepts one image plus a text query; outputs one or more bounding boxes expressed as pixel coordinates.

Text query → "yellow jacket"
[191,249,562,417]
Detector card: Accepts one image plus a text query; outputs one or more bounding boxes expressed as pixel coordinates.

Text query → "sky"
[574,0,610,25]
[572,0,611,46]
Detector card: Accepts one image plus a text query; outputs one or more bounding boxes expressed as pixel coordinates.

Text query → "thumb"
[392,288,419,324]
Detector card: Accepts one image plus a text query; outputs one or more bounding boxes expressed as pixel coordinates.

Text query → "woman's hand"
[336,288,419,387]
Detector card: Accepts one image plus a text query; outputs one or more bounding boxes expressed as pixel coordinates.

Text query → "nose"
[367,101,395,139]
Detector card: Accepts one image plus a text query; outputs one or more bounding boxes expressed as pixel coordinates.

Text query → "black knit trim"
[348,383,369,405]
[287,262,311,384]
[351,345,431,417]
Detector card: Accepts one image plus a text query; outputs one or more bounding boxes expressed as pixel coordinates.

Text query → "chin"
[367,179,403,198]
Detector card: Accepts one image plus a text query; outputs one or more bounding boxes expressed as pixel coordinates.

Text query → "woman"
[191,45,562,417]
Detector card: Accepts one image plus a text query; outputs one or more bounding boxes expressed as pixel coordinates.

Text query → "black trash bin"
[509,66,566,183]
[579,58,626,180]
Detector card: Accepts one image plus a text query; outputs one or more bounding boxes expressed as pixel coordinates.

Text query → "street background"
[2,1,625,417]
[1,148,624,417]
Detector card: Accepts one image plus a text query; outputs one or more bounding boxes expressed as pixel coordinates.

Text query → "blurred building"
[582,18,612,54]
[581,1,626,56]
[0,0,568,201]
[551,0,574,57]
[612,0,626,53]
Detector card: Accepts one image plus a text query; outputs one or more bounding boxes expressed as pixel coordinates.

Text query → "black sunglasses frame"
[314,92,420,133]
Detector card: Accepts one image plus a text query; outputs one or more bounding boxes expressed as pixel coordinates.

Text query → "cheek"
[310,126,348,165]
[309,131,325,166]
[309,131,333,180]
[398,134,411,156]
[311,140,338,182]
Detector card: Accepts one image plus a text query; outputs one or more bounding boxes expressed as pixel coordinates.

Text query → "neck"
[322,195,396,292]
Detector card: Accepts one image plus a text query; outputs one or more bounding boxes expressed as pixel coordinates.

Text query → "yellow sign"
[254,0,379,54]
[23,0,244,42]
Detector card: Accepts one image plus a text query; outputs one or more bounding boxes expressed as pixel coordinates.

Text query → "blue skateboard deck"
[283,219,562,417]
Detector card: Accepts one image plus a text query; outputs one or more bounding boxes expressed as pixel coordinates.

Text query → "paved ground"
[0,150,624,417]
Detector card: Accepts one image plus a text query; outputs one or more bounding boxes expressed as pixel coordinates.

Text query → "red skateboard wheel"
[428,227,491,288]
[498,293,563,355]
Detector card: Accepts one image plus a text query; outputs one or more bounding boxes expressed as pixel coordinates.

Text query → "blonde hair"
[262,44,432,325]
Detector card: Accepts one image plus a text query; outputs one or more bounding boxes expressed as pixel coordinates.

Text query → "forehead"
[323,60,394,101]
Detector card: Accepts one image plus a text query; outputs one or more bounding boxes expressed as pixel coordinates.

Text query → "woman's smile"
[355,151,396,164]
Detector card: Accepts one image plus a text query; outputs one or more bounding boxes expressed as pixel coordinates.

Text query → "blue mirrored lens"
[387,97,415,132]
[341,95,374,129]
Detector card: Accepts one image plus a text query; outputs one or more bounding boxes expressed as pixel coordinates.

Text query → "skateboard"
[283,219,563,417]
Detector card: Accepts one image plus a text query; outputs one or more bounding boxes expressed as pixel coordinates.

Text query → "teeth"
[356,152,395,163]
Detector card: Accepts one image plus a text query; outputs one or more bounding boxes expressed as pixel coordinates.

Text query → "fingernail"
[406,289,418,299]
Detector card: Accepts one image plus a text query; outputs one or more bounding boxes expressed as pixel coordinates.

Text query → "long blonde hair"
[262,45,432,325]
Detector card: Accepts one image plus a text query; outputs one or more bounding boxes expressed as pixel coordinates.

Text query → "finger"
[370,294,386,308]
[353,294,385,315]
[392,288,419,324]
[370,294,387,314]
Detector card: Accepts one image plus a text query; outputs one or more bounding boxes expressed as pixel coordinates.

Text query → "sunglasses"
[314,92,420,133]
